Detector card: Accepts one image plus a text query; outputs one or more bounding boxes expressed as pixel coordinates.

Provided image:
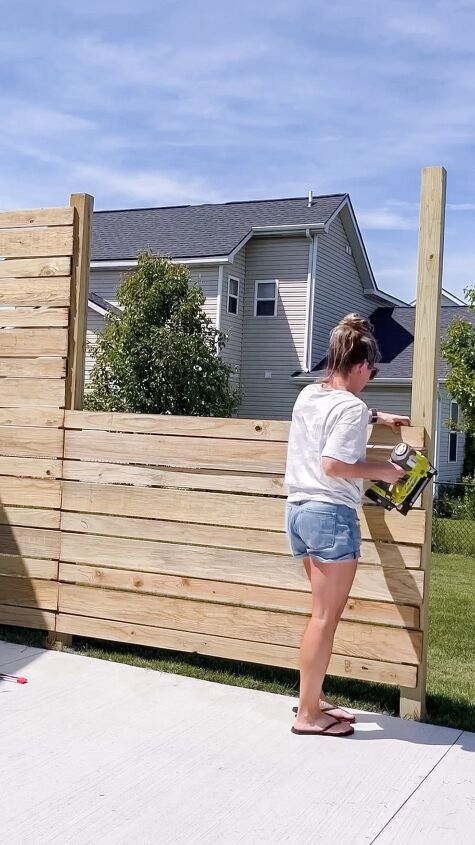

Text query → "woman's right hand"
[378,462,407,484]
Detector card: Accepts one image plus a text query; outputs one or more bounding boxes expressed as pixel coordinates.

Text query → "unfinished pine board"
[0,456,61,479]
[0,604,55,629]
[0,426,64,458]
[0,525,60,558]
[368,425,424,449]
[55,613,418,686]
[58,563,419,628]
[59,534,424,606]
[0,576,58,610]
[0,207,74,228]
[0,477,61,509]
[0,507,60,530]
[0,357,66,378]
[65,411,291,441]
[0,327,68,357]
[0,257,71,279]
[58,584,422,663]
[0,308,69,328]
[60,511,421,566]
[60,480,425,543]
[0,227,73,259]
[0,555,58,579]
[64,429,287,473]
[0,409,64,428]
[0,278,71,306]
[61,460,287,496]
[0,379,65,407]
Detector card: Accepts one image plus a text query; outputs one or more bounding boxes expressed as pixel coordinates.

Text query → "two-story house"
[88,193,473,482]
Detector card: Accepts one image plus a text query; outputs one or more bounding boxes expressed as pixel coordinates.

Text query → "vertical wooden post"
[399,167,446,719]
[45,194,93,652]
[65,193,94,410]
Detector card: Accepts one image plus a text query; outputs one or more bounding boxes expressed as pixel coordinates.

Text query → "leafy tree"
[441,285,475,436]
[85,253,240,416]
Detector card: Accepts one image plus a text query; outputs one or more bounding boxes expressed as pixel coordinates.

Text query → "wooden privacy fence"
[0,168,445,719]
[55,413,426,703]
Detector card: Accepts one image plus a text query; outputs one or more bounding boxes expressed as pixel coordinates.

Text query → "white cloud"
[359,208,417,231]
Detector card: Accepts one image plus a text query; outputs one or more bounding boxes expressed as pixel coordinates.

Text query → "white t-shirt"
[285,383,369,510]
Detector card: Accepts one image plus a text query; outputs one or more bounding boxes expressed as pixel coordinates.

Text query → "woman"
[285,313,409,737]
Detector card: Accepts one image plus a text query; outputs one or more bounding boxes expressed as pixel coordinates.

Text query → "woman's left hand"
[378,412,411,431]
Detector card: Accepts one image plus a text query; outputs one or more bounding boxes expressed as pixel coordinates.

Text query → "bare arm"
[322,457,406,483]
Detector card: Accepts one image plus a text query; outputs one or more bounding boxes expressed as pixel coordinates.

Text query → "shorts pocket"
[296,508,337,552]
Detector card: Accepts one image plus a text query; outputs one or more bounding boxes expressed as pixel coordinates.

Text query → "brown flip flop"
[292,705,356,723]
[291,716,354,737]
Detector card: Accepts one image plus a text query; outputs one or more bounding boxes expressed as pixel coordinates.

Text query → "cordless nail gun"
[365,442,436,515]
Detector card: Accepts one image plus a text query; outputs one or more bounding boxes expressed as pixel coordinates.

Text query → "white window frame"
[254,279,279,318]
[227,275,240,315]
[448,400,459,463]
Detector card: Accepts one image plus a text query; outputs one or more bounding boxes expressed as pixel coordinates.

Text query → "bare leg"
[294,558,357,733]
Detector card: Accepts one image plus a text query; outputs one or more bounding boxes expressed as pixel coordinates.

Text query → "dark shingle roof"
[88,291,122,316]
[91,195,346,261]
[312,305,475,379]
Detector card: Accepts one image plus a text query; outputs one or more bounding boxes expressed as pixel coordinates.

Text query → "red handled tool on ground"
[0,672,28,683]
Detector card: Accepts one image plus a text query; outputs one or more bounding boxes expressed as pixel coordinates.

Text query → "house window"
[254,280,278,317]
[448,400,459,463]
[227,276,239,315]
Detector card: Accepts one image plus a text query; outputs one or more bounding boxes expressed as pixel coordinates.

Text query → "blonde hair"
[325,313,380,377]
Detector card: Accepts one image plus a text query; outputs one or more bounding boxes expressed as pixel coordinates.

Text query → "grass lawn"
[1,553,474,732]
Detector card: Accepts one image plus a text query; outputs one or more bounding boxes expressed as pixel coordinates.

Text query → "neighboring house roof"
[305,305,475,382]
[91,194,406,306]
[91,195,346,261]
[410,288,466,306]
[88,292,123,317]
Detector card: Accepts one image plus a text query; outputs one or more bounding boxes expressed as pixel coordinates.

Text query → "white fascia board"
[91,256,232,269]
[251,223,325,235]
[87,300,109,316]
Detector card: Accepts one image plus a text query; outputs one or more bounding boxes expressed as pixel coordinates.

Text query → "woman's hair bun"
[338,313,372,334]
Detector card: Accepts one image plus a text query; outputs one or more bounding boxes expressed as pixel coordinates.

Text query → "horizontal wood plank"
[0,278,70,306]
[55,613,418,686]
[0,555,58,579]
[60,480,425,543]
[64,411,291,441]
[0,379,65,407]
[0,357,66,378]
[58,563,420,627]
[0,409,64,428]
[368,426,424,449]
[0,477,61,509]
[0,456,61,479]
[61,460,287,497]
[0,258,71,279]
[0,426,64,458]
[0,524,60,556]
[58,534,424,605]
[0,307,68,328]
[0,604,55,630]
[0,208,74,229]
[58,584,422,663]
[60,511,421,566]
[64,429,286,473]
[0,227,73,259]
[0,576,58,610]
[0,328,68,357]
[0,507,60,529]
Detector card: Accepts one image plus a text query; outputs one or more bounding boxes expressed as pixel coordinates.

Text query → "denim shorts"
[285,501,361,563]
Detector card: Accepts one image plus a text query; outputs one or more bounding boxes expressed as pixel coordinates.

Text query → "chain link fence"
[432,481,475,556]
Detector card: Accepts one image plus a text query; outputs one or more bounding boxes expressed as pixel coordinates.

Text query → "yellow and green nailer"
[365,442,436,515]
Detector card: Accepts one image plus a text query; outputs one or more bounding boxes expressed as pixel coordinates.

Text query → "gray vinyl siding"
[361,386,412,417]
[311,215,379,365]
[85,309,106,388]
[437,387,466,482]
[219,248,246,374]
[238,236,309,420]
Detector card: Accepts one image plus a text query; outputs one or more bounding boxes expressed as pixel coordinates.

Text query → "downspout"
[215,265,224,356]
[306,234,318,372]
[434,388,442,479]
[303,230,314,372]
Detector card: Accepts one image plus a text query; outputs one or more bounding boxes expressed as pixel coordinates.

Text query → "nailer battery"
[365,442,436,515]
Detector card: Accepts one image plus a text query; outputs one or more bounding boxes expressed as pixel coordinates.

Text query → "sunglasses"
[368,365,379,381]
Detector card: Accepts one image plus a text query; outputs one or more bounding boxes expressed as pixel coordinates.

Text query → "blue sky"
[1,0,475,303]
